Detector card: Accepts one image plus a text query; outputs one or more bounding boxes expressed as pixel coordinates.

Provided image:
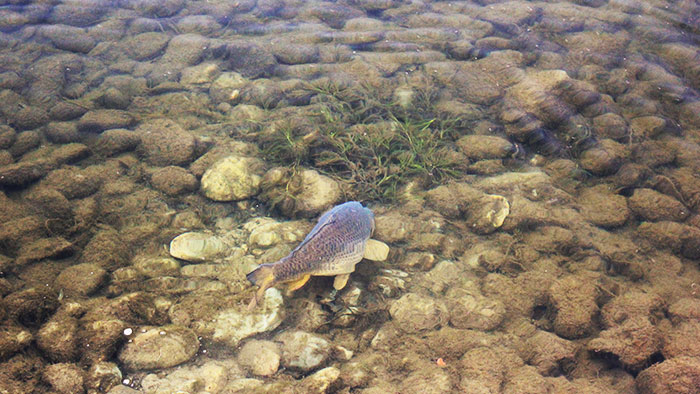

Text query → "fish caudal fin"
[246,265,276,310]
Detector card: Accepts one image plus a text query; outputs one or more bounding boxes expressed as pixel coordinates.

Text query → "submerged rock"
[525,330,578,376]
[136,119,198,166]
[200,155,265,201]
[169,232,226,262]
[635,356,700,394]
[117,325,199,370]
[42,363,85,394]
[140,359,242,394]
[389,293,449,333]
[169,289,284,348]
[237,339,281,377]
[548,274,599,339]
[628,188,689,222]
[587,316,661,372]
[36,316,80,362]
[260,167,341,218]
[276,330,331,372]
[55,263,107,296]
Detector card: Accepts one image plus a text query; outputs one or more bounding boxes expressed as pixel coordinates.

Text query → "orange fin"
[333,273,351,290]
[286,274,311,293]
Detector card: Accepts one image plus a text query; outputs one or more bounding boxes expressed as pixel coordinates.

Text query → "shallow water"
[1,0,699,393]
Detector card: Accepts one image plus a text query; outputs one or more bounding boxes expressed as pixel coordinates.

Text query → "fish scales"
[273,202,373,281]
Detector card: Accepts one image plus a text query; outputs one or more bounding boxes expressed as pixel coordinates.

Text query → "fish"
[246,201,390,309]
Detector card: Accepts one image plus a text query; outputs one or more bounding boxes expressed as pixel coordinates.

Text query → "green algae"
[258,81,465,202]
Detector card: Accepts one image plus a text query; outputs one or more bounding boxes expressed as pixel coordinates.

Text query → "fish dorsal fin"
[291,210,339,253]
[363,239,389,261]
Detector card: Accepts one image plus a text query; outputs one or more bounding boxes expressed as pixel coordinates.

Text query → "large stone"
[55,263,107,296]
[276,331,331,372]
[237,340,281,376]
[169,232,226,262]
[36,316,80,362]
[136,119,198,166]
[117,325,199,370]
[140,359,242,394]
[200,155,265,201]
[628,188,689,222]
[389,293,449,333]
[260,168,341,218]
[78,110,135,133]
[168,289,284,348]
[42,363,85,394]
[635,356,700,394]
[548,274,599,339]
[587,316,662,372]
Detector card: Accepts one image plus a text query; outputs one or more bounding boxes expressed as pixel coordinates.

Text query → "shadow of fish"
[246,201,389,309]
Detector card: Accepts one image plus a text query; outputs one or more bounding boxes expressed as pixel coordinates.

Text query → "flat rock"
[389,293,449,333]
[628,188,689,222]
[117,325,199,370]
[276,331,331,372]
[55,263,107,296]
[168,289,284,348]
[43,363,85,394]
[237,339,281,376]
[169,232,226,262]
[579,184,629,228]
[78,110,135,133]
[150,166,198,196]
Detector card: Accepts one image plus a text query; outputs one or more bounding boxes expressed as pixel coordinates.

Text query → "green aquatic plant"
[254,80,465,202]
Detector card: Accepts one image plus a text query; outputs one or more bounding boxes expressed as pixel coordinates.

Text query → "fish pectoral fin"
[333,273,351,290]
[286,274,311,293]
[363,239,390,261]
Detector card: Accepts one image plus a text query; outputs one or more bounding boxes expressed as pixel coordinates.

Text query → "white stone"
[200,155,265,202]
[237,340,281,376]
[276,330,331,371]
[169,232,226,262]
[212,288,284,348]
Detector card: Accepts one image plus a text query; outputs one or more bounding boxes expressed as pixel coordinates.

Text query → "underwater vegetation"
[254,79,466,202]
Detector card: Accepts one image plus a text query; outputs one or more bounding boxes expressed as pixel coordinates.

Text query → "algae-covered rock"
[635,356,700,394]
[42,363,85,394]
[628,188,689,222]
[140,359,242,394]
[548,274,599,338]
[524,330,577,376]
[36,316,80,362]
[136,119,198,166]
[389,293,449,333]
[456,135,516,161]
[579,184,629,228]
[200,155,265,201]
[149,166,198,196]
[260,167,341,218]
[587,316,661,372]
[55,263,107,296]
[446,287,506,331]
[117,325,199,370]
[168,289,284,348]
[0,324,32,359]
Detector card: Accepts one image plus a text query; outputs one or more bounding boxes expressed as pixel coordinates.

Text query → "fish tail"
[246,265,276,309]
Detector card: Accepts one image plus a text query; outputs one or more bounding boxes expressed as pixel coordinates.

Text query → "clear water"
[0,0,699,392]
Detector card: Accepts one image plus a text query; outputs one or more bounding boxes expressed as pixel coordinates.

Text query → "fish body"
[247,201,388,308]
